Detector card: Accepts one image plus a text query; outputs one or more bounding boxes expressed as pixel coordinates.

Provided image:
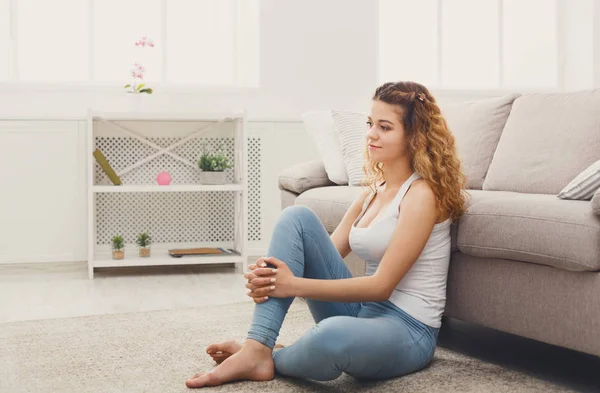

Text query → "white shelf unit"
[86,110,248,279]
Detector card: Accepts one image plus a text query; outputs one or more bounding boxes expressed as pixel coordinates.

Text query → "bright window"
[378,0,438,87]
[17,0,89,81]
[379,0,560,90]
[441,0,499,89]
[0,0,10,81]
[2,0,259,87]
[503,0,557,89]
[93,0,163,83]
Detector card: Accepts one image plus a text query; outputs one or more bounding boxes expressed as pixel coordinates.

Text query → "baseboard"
[248,247,268,258]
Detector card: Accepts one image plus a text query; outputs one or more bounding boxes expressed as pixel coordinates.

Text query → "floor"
[1,261,599,392]
[0,261,251,324]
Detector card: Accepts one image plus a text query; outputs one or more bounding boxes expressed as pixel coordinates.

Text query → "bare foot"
[186,340,275,388]
[206,340,285,364]
[206,340,243,364]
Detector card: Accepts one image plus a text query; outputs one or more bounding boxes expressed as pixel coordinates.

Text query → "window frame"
[0,0,259,92]
[377,0,566,94]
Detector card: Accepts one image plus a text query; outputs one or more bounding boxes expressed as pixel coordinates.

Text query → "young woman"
[186,81,467,388]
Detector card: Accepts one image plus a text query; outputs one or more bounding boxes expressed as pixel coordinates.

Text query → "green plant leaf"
[139,88,153,94]
[136,83,146,91]
[111,235,125,250]
[198,151,232,171]
[124,84,131,88]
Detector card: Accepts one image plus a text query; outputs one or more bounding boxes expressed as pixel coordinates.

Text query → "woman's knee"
[305,317,353,358]
[279,205,321,231]
[281,205,318,221]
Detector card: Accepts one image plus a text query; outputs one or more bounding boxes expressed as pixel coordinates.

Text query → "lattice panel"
[95,192,235,245]
[248,137,261,242]
[94,136,262,245]
[94,137,236,185]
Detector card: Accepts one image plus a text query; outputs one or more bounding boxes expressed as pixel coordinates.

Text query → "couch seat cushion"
[296,188,520,250]
[296,186,362,233]
[451,190,519,251]
[458,193,600,271]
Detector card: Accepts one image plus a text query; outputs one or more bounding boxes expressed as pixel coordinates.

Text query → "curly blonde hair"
[361,81,468,222]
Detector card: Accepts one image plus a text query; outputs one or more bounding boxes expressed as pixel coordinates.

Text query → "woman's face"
[366,100,408,164]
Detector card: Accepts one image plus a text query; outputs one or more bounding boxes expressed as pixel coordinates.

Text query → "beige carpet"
[0,300,575,393]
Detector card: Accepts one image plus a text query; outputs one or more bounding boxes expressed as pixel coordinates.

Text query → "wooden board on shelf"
[168,247,230,257]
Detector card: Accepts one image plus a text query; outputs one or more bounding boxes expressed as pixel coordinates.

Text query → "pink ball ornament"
[156,171,172,185]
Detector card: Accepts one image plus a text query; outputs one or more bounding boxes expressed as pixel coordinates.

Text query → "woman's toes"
[186,373,219,388]
[206,340,242,355]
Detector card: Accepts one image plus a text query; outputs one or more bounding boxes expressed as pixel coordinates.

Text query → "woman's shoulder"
[407,178,435,201]
[404,179,446,222]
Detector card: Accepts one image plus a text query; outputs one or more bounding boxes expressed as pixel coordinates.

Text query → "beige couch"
[278,90,600,358]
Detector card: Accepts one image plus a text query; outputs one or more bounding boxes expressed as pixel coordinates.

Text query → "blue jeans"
[247,205,439,381]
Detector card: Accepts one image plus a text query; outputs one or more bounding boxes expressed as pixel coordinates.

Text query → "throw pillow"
[483,89,600,194]
[558,159,600,200]
[331,110,368,186]
[302,111,348,185]
[440,94,520,189]
[592,188,600,215]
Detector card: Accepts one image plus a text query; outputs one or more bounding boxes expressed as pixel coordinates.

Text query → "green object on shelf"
[111,235,125,251]
[93,149,122,185]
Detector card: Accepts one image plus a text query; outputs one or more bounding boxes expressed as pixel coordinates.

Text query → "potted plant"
[136,232,152,258]
[111,235,125,260]
[198,145,233,185]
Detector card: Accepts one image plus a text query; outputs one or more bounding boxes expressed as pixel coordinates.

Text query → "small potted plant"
[198,145,233,184]
[136,232,152,258]
[111,235,125,260]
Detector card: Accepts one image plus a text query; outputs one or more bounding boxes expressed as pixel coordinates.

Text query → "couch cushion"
[451,190,520,251]
[296,186,363,233]
[296,187,519,251]
[458,193,600,271]
[302,111,349,185]
[558,159,600,200]
[281,189,299,210]
[278,160,335,194]
[332,110,368,186]
[441,94,519,189]
[483,89,600,194]
[593,188,600,216]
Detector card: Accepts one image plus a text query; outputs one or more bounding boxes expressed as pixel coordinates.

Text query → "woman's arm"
[292,180,439,303]
[293,275,388,302]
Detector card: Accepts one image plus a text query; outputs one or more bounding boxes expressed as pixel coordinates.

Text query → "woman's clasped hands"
[244,256,296,303]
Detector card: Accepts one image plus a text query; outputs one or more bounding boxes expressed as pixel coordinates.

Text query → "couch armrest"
[592,188,600,216]
[278,160,336,194]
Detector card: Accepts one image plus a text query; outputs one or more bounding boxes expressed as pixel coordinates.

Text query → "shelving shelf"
[86,109,249,279]
[93,246,244,268]
[92,184,244,193]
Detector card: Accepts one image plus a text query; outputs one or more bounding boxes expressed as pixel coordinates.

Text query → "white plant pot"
[199,171,227,184]
[125,92,149,112]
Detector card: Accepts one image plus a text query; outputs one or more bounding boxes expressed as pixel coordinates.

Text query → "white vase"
[199,171,227,185]
[126,92,147,112]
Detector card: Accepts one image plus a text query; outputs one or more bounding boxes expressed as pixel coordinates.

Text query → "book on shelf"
[93,149,122,186]
[168,247,236,258]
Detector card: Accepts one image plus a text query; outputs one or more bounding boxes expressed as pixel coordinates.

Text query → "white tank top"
[349,172,452,328]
